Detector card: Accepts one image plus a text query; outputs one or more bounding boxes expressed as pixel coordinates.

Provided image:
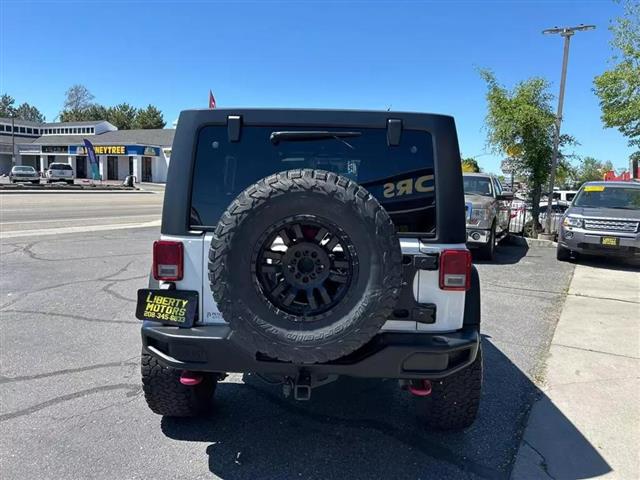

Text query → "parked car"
[463,172,512,260]
[137,109,483,431]
[510,201,569,237]
[9,165,40,184]
[557,181,640,261]
[46,163,75,184]
[543,189,578,206]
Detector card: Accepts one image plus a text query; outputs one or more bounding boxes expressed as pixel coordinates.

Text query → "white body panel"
[161,234,467,333]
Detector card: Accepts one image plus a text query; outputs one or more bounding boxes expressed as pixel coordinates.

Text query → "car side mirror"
[496,193,513,201]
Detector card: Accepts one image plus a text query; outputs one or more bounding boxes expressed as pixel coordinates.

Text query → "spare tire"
[208,169,402,364]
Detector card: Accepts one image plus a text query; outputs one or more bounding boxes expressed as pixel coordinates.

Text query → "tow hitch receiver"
[282,371,338,401]
[293,372,312,401]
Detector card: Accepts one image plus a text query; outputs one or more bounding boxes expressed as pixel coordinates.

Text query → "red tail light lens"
[439,249,471,291]
[153,241,183,281]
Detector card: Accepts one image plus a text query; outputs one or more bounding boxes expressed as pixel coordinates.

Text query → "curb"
[505,234,557,248]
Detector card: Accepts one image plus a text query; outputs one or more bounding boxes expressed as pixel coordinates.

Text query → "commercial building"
[0,117,174,182]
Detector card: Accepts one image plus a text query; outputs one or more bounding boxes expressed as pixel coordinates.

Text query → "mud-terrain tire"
[421,344,483,431]
[141,352,216,417]
[208,169,403,364]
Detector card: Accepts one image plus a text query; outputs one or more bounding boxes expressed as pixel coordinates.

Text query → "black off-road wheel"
[420,344,483,431]
[141,352,216,417]
[209,169,403,364]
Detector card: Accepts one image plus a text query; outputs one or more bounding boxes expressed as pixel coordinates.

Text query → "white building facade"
[1,118,174,183]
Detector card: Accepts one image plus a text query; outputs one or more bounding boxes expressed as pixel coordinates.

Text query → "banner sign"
[83,139,101,181]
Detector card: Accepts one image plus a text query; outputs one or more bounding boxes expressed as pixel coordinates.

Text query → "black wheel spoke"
[314,227,328,243]
[282,290,297,306]
[324,236,339,252]
[318,285,332,305]
[333,260,349,269]
[329,273,348,283]
[279,230,292,246]
[306,290,318,310]
[263,251,283,261]
[292,224,304,240]
[261,264,280,274]
[271,281,288,297]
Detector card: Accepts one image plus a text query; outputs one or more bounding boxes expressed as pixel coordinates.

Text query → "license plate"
[136,289,198,327]
[600,237,619,247]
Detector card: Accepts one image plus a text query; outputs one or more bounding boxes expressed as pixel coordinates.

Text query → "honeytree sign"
[94,145,126,155]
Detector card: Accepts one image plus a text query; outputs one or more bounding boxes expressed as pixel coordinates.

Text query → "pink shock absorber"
[179,371,203,386]
[408,379,432,397]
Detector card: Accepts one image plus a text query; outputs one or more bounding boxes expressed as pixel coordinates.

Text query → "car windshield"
[573,185,640,210]
[463,176,493,196]
[13,166,35,172]
[50,164,72,170]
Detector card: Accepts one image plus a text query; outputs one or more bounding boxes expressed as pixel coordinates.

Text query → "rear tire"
[141,352,217,417]
[421,344,483,431]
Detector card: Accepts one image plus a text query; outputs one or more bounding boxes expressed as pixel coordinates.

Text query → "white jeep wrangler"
[137,109,482,430]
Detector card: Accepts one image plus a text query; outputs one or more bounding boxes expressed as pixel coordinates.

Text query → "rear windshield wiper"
[270,131,362,146]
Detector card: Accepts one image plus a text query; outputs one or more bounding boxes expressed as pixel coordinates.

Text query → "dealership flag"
[209,90,216,109]
[83,139,101,181]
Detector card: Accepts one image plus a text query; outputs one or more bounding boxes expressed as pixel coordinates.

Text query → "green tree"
[574,156,615,185]
[0,94,16,117]
[479,70,574,230]
[461,157,481,173]
[60,104,109,123]
[133,105,166,129]
[107,103,137,130]
[15,102,45,122]
[594,0,640,156]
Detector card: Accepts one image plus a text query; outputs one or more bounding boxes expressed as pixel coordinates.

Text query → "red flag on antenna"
[209,90,216,109]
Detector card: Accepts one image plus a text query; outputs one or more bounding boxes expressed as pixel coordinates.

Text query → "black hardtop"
[162,108,466,243]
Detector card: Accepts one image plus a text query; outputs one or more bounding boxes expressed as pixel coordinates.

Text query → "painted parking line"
[0,220,161,239]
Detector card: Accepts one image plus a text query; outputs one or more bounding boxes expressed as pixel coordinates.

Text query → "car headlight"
[468,208,490,225]
[562,215,583,228]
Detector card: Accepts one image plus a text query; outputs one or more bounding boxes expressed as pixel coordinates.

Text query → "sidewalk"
[512,260,640,479]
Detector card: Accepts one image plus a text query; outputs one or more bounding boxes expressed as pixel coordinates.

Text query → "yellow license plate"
[601,237,619,247]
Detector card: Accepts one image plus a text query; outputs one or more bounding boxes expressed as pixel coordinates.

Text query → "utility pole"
[542,24,595,236]
[11,116,15,166]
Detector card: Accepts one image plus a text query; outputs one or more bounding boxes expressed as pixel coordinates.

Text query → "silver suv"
[463,173,512,260]
[557,181,640,261]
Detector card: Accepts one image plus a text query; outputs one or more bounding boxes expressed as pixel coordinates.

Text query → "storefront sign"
[94,145,126,155]
[71,144,159,156]
[42,145,69,154]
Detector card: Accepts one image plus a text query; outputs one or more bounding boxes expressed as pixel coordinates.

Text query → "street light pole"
[543,24,595,235]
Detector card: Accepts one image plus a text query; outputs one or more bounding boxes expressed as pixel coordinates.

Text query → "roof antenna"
[386,104,392,112]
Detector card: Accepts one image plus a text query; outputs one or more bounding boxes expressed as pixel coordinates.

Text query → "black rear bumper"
[141,323,480,380]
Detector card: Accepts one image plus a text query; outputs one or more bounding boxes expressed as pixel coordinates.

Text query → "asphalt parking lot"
[0,194,576,479]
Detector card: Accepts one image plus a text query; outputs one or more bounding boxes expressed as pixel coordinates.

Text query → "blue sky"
[0,0,633,174]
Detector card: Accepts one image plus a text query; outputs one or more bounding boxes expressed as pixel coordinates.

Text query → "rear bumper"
[141,323,480,380]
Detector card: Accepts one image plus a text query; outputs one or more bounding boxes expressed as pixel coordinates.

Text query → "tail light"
[439,249,471,291]
[153,240,183,281]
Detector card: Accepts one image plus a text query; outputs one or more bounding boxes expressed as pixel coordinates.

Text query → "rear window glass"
[50,163,72,170]
[13,166,35,172]
[191,126,436,234]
